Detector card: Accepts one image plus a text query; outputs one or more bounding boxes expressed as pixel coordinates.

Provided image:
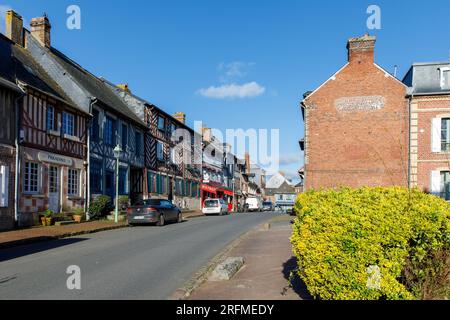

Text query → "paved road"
[0,212,279,300]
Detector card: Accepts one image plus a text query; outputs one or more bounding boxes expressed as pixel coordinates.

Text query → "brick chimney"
[347,34,376,64]
[5,10,23,45]
[173,112,186,124]
[202,127,212,143]
[245,153,250,173]
[30,15,51,47]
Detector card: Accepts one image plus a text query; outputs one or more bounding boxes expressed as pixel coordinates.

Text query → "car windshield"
[204,200,218,207]
[263,202,272,206]
[138,199,162,206]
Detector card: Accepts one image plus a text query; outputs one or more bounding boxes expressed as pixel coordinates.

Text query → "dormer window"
[440,67,450,89]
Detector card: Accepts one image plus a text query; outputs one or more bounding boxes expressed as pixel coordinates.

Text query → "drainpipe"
[14,86,26,227]
[407,92,414,190]
[86,97,97,220]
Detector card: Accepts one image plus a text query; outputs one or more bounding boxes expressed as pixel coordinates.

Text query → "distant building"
[403,61,450,200]
[300,35,409,190]
[265,172,296,211]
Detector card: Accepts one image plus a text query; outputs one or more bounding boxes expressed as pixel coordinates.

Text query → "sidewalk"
[187,216,312,300]
[0,221,128,249]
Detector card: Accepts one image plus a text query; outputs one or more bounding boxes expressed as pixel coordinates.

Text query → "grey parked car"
[127,199,182,226]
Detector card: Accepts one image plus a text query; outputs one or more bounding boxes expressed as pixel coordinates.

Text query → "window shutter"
[0,166,9,207]
[430,171,441,195]
[432,118,442,152]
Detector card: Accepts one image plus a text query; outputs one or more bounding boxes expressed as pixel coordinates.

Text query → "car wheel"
[177,212,183,223]
[157,213,165,226]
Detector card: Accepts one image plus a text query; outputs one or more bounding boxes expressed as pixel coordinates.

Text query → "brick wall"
[411,95,450,191]
[303,36,409,190]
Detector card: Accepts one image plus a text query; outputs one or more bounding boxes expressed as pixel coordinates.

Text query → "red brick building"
[403,62,450,200]
[300,35,409,190]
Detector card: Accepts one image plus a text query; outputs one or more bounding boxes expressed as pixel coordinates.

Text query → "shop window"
[63,112,75,136]
[24,162,39,193]
[147,172,156,193]
[46,105,55,131]
[68,169,79,196]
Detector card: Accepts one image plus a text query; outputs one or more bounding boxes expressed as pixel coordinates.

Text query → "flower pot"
[41,217,47,226]
[45,217,53,226]
[73,215,82,223]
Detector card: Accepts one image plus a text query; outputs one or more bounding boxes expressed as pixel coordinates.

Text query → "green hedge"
[291,187,450,300]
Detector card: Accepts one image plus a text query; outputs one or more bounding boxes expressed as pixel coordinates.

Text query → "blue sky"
[2,0,450,182]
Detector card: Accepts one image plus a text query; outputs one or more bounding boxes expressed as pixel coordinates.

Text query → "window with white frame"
[431,170,450,201]
[46,105,55,131]
[68,169,79,196]
[440,68,450,89]
[442,118,450,152]
[62,112,75,136]
[24,162,39,193]
[0,166,9,207]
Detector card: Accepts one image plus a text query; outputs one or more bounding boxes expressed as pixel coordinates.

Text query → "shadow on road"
[282,256,314,300]
[0,238,88,262]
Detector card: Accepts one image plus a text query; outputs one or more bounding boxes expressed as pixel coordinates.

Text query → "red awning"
[222,189,234,196]
[201,184,217,194]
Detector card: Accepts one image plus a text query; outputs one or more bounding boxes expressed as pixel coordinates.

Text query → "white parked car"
[202,198,229,216]
[245,197,263,212]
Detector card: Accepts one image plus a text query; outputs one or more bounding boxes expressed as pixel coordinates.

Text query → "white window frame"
[440,67,450,89]
[68,169,79,196]
[62,112,75,137]
[46,105,55,131]
[0,166,9,207]
[24,162,40,194]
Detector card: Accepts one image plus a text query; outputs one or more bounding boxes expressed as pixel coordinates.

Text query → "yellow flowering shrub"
[290,187,450,300]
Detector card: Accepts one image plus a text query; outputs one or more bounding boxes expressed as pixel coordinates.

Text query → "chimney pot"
[30,15,51,47]
[5,10,24,46]
[347,34,376,64]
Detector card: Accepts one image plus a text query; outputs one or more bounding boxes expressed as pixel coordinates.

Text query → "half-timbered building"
[0,27,22,230]
[1,13,90,227]
[23,14,147,206]
[102,81,202,210]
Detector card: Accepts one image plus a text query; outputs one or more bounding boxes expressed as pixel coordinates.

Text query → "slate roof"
[46,47,146,127]
[0,33,81,111]
[403,61,450,95]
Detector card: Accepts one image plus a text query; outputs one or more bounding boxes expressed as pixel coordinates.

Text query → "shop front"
[18,147,86,225]
[200,183,234,210]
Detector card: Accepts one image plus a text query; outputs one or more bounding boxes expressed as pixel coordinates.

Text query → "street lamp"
[113,144,122,223]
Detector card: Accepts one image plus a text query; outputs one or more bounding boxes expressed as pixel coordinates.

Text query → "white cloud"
[197,82,266,99]
[0,5,12,34]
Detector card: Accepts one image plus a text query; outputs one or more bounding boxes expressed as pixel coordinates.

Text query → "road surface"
[0,211,278,300]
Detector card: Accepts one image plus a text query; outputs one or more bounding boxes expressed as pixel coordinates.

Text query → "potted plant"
[72,207,85,223]
[41,209,54,226]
